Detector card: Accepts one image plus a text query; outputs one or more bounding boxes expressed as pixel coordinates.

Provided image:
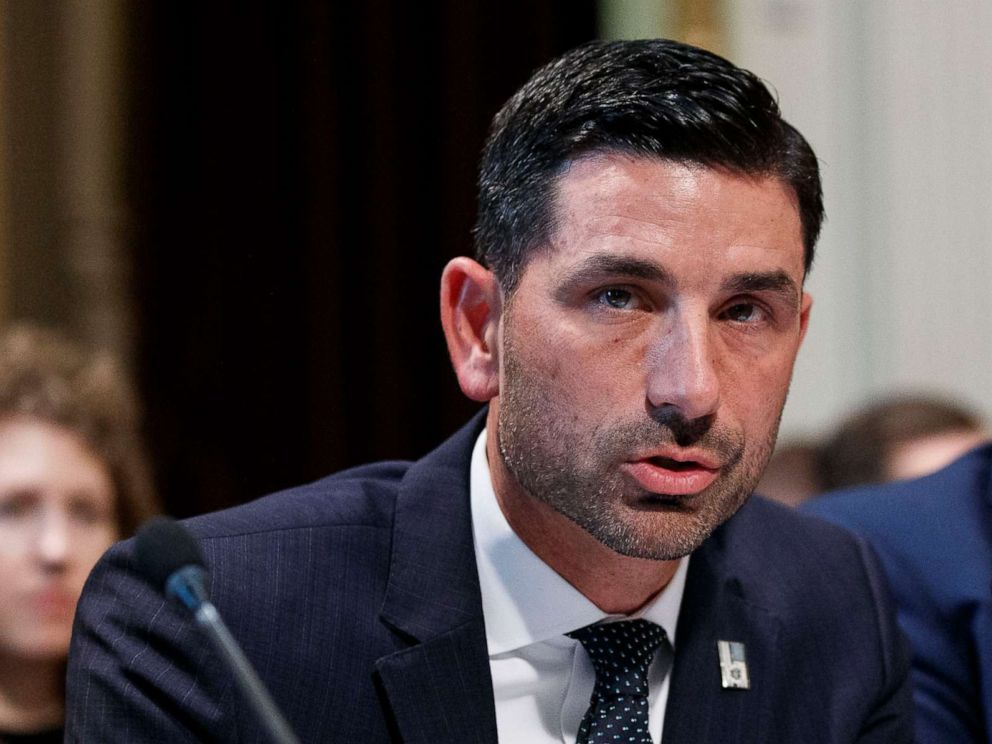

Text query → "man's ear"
[798,291,813,344]
[440,257,502,402]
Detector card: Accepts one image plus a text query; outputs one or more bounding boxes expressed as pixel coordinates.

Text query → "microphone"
[135,517,301,744]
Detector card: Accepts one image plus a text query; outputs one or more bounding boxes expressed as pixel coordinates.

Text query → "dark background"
[125,3,598,516]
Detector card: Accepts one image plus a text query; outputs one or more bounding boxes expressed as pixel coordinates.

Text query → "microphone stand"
[195,603,300,744]
[168,564,300,744]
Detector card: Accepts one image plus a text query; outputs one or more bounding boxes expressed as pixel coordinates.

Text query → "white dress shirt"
[469,429,689,744]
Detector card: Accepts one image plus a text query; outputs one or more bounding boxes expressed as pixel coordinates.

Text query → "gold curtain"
[599,0,728,57]
[0,0,132,362]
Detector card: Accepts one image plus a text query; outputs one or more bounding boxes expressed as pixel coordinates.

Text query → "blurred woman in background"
[0,326,158,743]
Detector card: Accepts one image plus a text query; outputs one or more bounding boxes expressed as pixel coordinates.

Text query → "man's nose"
[646,311,720,422]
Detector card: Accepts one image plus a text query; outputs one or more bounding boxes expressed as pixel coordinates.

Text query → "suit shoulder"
[716,496,888,611]
[704,500,913,739]
[801,446,992,604]
[732,494,867,555]
[182,459,412,540]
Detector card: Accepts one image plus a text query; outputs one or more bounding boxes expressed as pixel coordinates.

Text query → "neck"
[0,656,64,733]
[485,410,679,614]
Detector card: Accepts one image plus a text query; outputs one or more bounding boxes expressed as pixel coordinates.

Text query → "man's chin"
[572,488,754,560]
[625,491,700,513]
[567,509,714,561]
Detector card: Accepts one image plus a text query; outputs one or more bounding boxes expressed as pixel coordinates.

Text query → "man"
[806,444,992,743]
[66,40,912,742]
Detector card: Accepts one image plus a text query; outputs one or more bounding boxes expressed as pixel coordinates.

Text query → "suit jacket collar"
[379,410,488,640]
[375,409,498,743]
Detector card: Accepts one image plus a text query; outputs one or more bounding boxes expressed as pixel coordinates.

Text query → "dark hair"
[474,39,823,293]
[0,325,160,535]
[818,395,984,490]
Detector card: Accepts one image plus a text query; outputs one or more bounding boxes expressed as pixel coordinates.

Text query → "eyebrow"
[558,254,674,287]
[721,271,801,305]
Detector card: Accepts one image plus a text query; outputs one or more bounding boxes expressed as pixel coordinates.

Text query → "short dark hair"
[0,325,160,536]
[474,39,823,293]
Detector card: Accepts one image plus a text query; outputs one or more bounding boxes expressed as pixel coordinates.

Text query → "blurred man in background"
[818,394,987,489]
[758,394,987,508]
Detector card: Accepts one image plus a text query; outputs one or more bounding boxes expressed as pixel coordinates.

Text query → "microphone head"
[134,516,206,589]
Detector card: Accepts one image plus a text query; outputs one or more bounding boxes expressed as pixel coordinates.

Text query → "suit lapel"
[663,521,781,744]
[375,411,498,743]
[375,618,496,743]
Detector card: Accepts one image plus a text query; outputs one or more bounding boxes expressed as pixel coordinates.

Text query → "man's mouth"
[646,455,704,471]
[622,453,721,496]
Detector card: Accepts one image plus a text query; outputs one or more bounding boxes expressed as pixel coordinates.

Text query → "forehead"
[0,417,112,497]
[538,154,805,283]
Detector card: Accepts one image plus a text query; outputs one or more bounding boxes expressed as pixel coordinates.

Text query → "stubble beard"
[496,340,783,561]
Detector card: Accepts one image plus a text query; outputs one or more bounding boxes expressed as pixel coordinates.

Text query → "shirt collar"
[470,428,689,656]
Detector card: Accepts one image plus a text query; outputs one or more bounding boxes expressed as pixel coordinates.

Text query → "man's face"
[494,154,811,560]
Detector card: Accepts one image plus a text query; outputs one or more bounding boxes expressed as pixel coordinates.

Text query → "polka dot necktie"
[567,619,669,744]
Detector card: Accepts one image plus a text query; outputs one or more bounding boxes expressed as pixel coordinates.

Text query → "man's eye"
[597,288,635,309]
[723,303,763,323]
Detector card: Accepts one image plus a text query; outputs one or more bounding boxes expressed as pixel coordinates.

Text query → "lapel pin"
[717,640,750,690]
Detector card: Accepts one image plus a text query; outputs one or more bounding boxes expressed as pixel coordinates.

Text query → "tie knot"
[568,619,667,699]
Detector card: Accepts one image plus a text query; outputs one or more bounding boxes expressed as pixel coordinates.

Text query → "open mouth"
[647,455,707,472]
[623,456,720,496]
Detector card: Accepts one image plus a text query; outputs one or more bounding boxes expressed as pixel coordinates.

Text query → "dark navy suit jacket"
[66,413,913,742]
[805,444,992,744]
